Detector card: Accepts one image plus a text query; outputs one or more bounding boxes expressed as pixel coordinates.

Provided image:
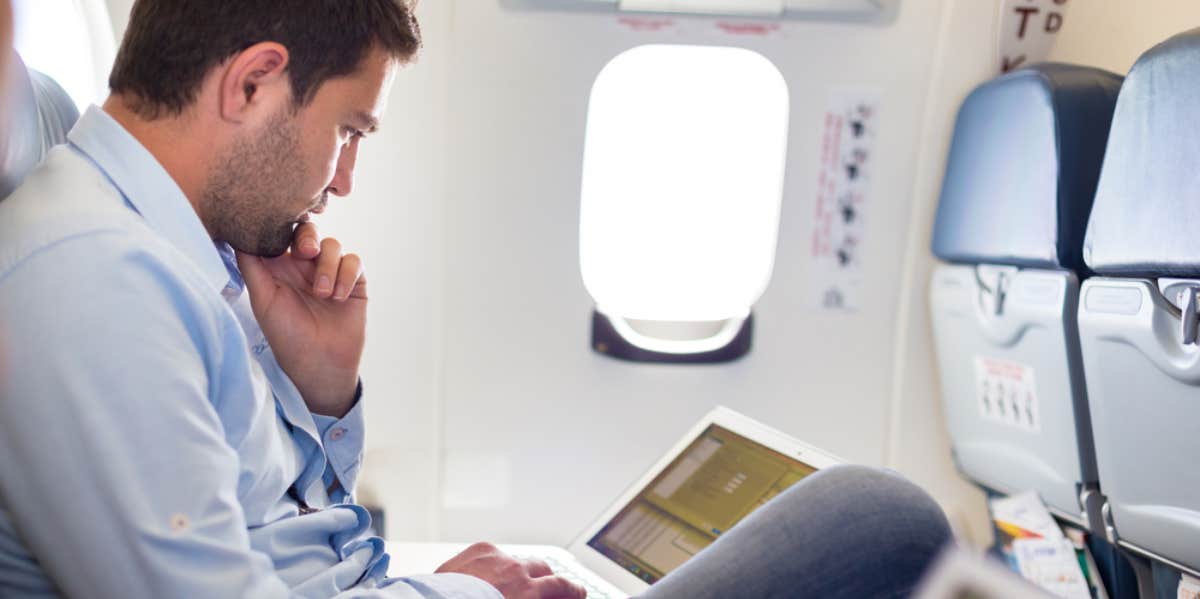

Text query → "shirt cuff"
[312,379,366,494]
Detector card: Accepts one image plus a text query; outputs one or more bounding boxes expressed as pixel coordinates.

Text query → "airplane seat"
[0,51,80,201]
[1078,28,1200,578]
[929,63,1122,532]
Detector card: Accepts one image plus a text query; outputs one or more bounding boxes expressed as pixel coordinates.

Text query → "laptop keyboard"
[514,553,615,599]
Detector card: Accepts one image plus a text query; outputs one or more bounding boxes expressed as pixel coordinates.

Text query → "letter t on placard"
[997,0,1071,74]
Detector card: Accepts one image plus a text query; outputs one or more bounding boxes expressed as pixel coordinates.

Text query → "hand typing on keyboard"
[436,542,587,599]
[513,554,613,599]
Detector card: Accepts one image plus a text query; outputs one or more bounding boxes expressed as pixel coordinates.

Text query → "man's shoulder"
[0,148,229,332]
[1,145,137,239]
[0,146,183,282]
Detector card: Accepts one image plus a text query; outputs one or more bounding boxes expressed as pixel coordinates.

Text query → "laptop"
[387,406,843,598]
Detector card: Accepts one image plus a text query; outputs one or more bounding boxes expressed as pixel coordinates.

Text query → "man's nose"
[327,139,360,197]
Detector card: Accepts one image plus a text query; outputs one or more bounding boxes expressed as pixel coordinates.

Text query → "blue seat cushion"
[1085,29,1200,277]
[932,63,1122,270]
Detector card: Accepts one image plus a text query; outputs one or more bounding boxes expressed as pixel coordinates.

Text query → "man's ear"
[218,42,290,124]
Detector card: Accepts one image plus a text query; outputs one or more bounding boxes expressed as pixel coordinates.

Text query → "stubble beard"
[201,110,312,258]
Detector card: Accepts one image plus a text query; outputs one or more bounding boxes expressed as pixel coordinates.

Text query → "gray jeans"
[638,465,952,599]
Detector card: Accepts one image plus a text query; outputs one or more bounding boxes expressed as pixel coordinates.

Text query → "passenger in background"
[1,0,14,174]
[0,0,8,386]
[0,1,950,598]
[0,0,9,89]
[0,0,78,201]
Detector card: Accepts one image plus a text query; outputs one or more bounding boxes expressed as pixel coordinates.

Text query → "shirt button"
[329,427,347,441]
[170,514,190,532]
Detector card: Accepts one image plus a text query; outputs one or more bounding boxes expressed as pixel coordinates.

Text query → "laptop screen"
[586,424,818,584]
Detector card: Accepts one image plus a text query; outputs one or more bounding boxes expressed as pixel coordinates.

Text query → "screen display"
[587,424,818,584]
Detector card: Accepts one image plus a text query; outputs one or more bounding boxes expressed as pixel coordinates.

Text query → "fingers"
[434,542,585,599]
[333,253,365,301]
[522,558,553,579]
[312,237,342,298]
[308,237,364,302]
[532,575,587,599]
[348,268,368,300]
[292,222,321,259]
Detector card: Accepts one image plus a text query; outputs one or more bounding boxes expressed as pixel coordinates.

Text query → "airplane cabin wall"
[1047,0,1200,73]
[93,0,1200,550]
[105,0,131,41]
[400,0,979,545]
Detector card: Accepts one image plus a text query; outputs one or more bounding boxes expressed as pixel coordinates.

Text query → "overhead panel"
[502,0,895,22]
[619,0,783,17]
[778,0,887,20]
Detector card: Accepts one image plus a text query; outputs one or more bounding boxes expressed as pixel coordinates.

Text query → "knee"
[759,465,952,552]
[797,464,953,553]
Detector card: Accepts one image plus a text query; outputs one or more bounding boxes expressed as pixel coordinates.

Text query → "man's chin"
[259,235,295,258]
[230,229,294,258]
[252,244,290,259]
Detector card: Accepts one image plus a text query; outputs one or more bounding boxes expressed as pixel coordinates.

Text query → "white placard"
[1013,538,1092,599]
[975,356,1041,433]
[998,0,1072,73]
[808,89,879,312]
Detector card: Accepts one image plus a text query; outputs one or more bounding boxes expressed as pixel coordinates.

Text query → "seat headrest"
[931,63,1122,270]
[1084,29,1200,277]
[1,53,80,200]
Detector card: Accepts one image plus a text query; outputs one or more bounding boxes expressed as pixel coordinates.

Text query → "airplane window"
[12,0,115,111]
[579,45,788,360]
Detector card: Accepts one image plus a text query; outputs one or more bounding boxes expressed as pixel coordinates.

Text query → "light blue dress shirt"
[0,107,501,599]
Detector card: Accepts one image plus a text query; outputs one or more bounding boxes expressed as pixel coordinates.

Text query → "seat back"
[1,51,79,200]
[929,63,1121,530]
[1079,29,1200,575]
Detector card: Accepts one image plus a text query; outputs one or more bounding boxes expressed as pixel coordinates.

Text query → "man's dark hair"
[109,1,421,119]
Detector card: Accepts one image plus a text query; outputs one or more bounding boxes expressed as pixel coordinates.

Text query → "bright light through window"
[579,44,789,323]
[12,0,115,111]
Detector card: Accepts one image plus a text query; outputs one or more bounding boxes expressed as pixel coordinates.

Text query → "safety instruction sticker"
[975,356,1041,433]
[808,89,879,311]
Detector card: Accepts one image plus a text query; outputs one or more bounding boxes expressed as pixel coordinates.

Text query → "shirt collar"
[68,106,231,294]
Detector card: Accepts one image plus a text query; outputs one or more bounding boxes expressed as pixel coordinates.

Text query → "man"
[0,1,951,598]
[0,2,547,596]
